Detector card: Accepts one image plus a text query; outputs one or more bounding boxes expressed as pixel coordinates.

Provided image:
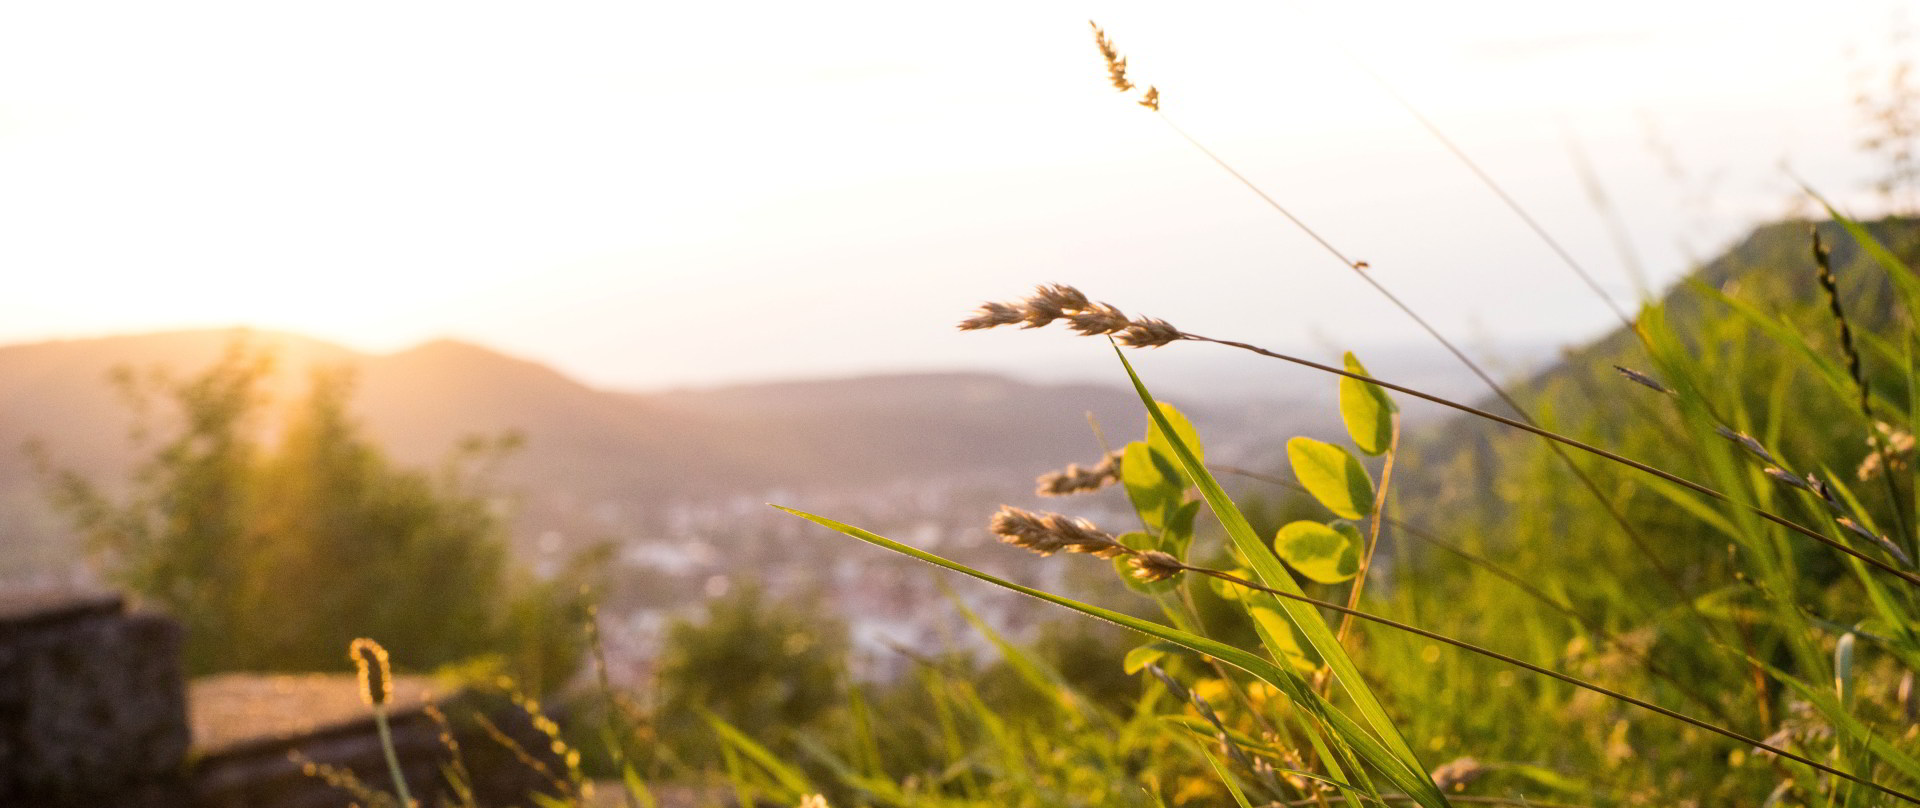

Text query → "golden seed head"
[1033,283,1090,312]
[958,301,1026,331]
[1020,297,1065,328]
[1067,302,1130,336]
[1089,22,1134,92]
[1035,450,1123,496]
[1138,86,1160,111]
[990,505,1122,557]
[1117,317,1182,348]
[1127,550,1184,582]
[349,637,392,708]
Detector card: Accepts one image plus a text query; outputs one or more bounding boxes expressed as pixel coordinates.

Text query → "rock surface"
[0,591,190,804]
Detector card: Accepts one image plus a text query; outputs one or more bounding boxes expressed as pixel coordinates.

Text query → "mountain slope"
[0,329,1204,576]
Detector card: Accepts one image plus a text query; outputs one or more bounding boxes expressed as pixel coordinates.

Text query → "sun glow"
[0,0,1907,386]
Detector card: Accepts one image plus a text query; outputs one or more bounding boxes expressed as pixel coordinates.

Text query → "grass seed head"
[1613,365,1674,395]
[1034,283,1090,312]
[990,505,1123,558]
[349,637,393,708]
[1715,426,1776,465]
[1089,22,1134,92]
[1035,450,1123,496]
[1127,550,1184,582]
[1118,317,1182,348]
[958,301,1025,331]
[1068,302,1130,336]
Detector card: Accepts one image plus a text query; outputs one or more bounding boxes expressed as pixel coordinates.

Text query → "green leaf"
[1162,499,1202,555]
[1339,352,1396,455]
[1275,520,1361,584]
[1288,437,1375,519]
[1121,441,1183,528]
[1146,401,1205,463]
[1124,640,1184,674]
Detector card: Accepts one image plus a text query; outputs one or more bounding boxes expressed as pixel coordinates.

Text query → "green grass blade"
[1199,743,1258,808]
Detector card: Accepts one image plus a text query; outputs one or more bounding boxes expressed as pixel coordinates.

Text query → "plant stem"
[372,705,415,808]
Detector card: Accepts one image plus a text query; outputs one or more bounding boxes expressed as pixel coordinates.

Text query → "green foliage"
[652,581,849,767]
[41,343,582,684]
[1339,351,1397,456]
[1286,436,1374,519]
[1272,520,1360,584]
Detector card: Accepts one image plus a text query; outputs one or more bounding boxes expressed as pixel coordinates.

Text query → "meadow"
[51,19,1920,808]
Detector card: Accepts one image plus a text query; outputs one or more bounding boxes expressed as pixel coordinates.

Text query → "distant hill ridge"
[0,328,1174,575]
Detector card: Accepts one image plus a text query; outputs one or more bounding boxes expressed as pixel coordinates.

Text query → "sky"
[0,1,1912,392]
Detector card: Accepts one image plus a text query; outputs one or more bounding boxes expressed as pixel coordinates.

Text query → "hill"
[0,328,1268,580]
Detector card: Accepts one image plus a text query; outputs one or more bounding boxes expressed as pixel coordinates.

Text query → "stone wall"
[0,591,190,805]
[0,590,559,807]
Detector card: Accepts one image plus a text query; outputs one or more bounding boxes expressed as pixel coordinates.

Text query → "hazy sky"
[0,1,1911,391]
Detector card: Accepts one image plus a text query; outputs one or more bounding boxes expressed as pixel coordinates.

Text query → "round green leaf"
[1121,441,1183,528]
[1339,352,1396,456]
[1145,400,1204,463]
[1286,437,1374,519]
[1274,520,1360,584]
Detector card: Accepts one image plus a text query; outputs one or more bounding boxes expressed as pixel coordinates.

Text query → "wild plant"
[777,21,1920,808]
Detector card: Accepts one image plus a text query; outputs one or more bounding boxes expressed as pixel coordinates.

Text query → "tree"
[40,341,581,680]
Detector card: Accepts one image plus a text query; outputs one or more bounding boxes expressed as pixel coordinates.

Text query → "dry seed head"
[1022,296,1066,328]
[1138,86,1160,111]
[958,301,1025,331]
[1715,426,1776,464]
[1614,365,1674,395]
[1033,283,1090,312]
[349,637,392,708]
[991,505,1072,555]
[1764,467,1808,490]
[1035,450,1123,496]
[1127,550,1184,582]
[1118,317,1182,348]
[989,505,1123,557]
[1067,302,1130,336]
[1089,22,1134,92]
